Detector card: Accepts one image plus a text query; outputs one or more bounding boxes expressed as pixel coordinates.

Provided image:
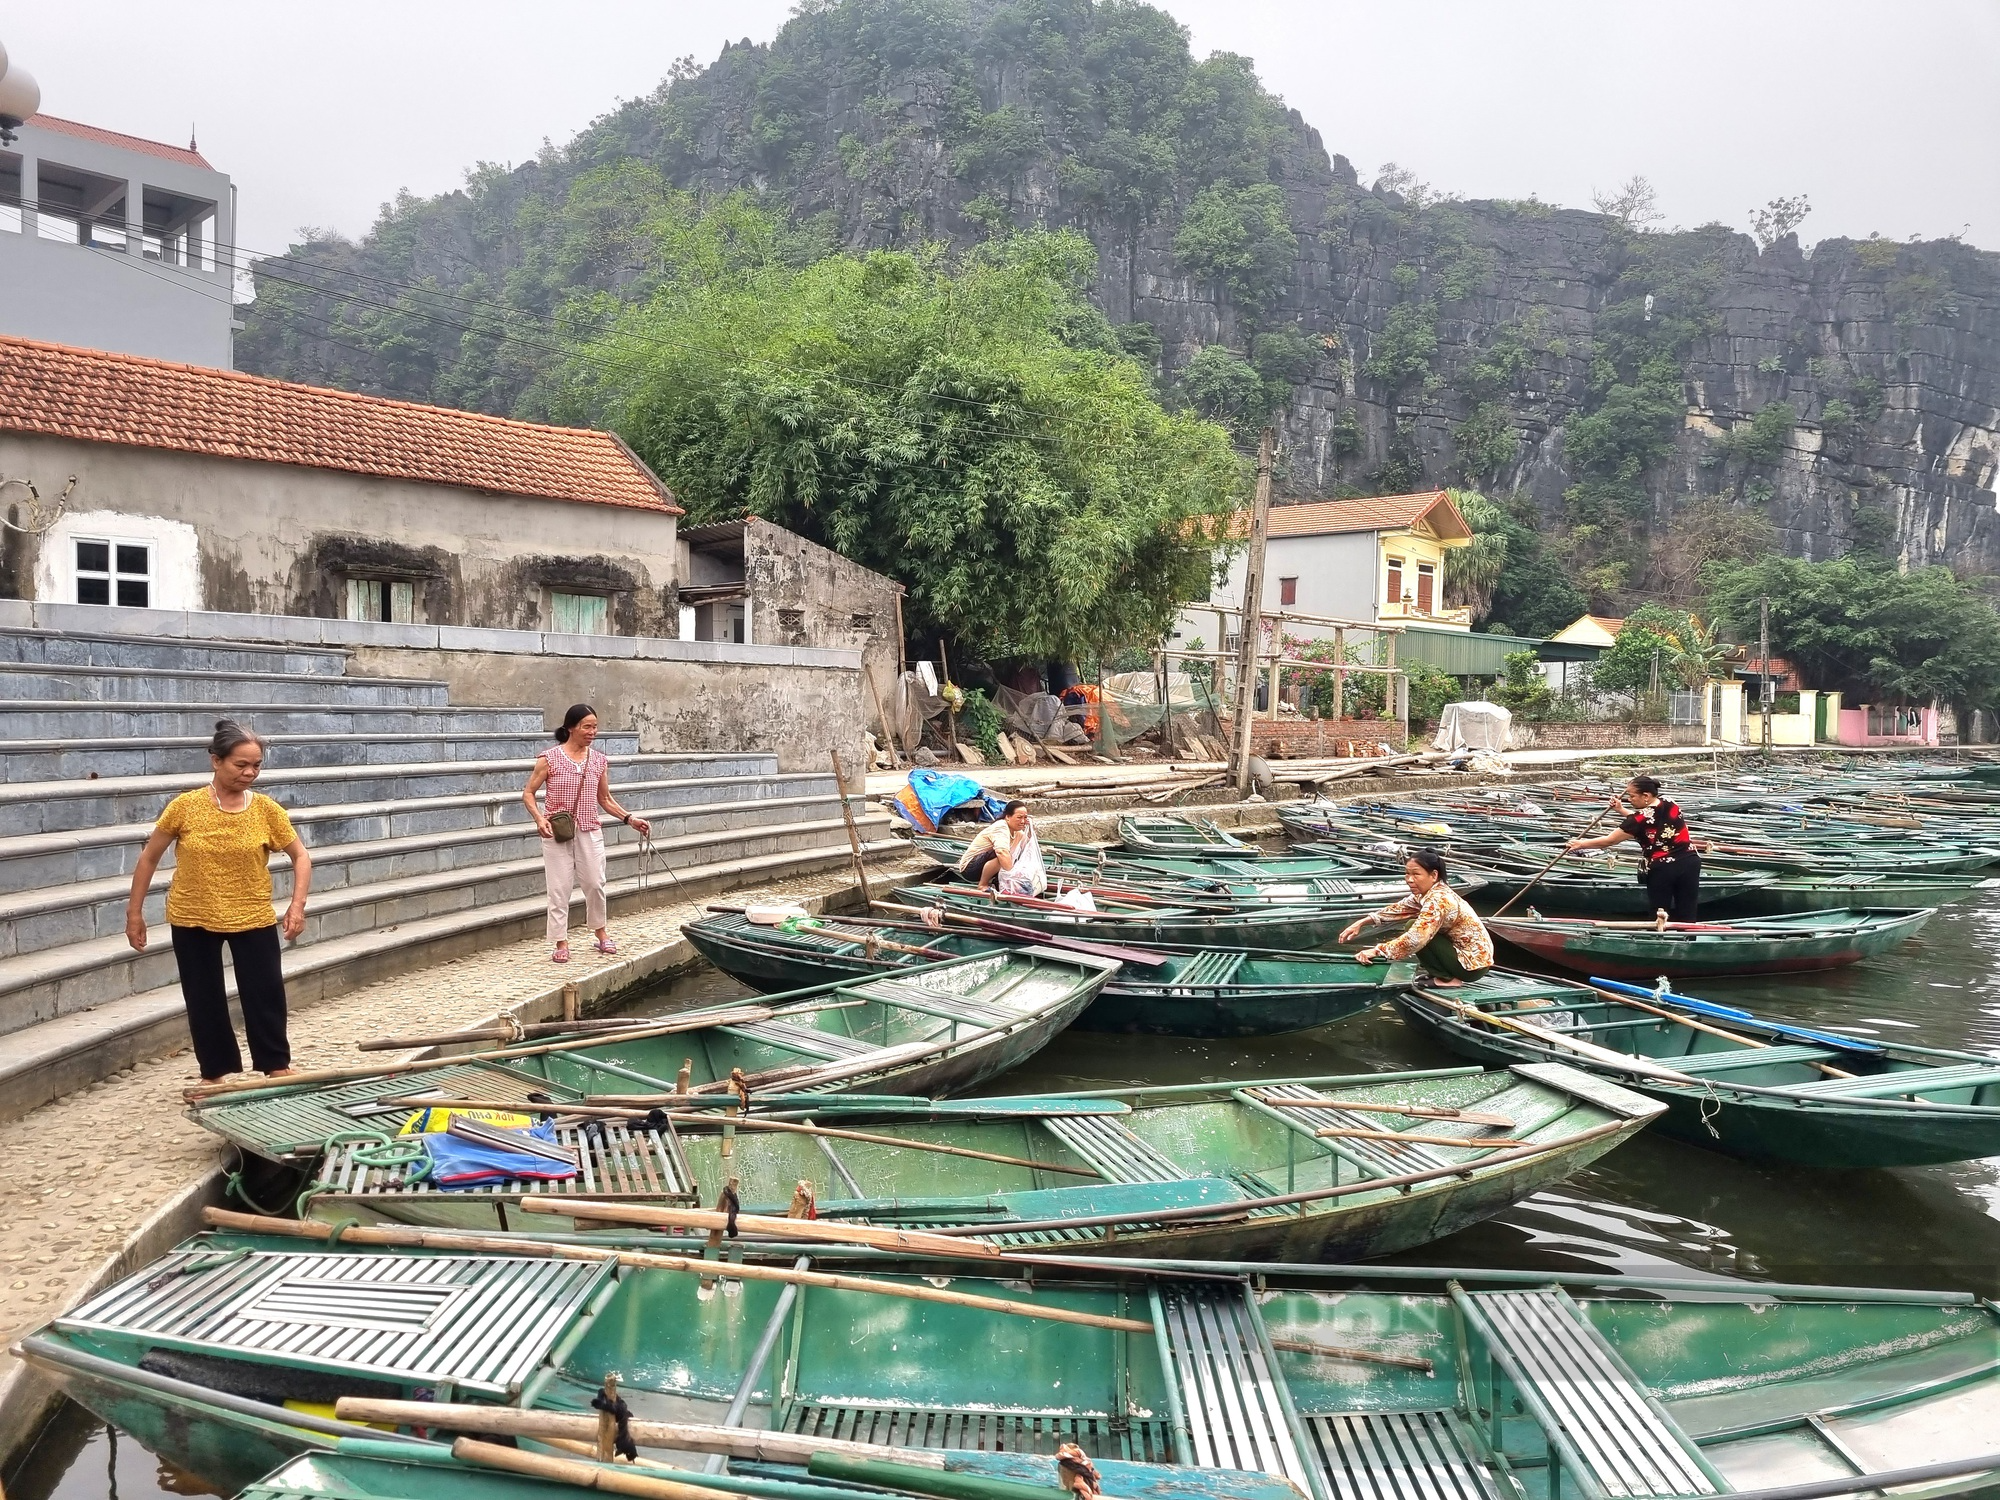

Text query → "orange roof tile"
[1226,491,1471,542]
[0,335,680,514]
[27,114,214,170]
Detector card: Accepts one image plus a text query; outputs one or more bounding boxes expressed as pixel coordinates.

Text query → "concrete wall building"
[0,333,682,632]
[0,114,236,368]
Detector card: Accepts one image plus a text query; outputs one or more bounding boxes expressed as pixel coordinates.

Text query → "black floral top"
[1621,799,1694,864]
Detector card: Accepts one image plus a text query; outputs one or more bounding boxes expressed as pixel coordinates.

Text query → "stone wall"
[743,517,903,715]
[1219,716,1404,756]
[1510,721,1706,749]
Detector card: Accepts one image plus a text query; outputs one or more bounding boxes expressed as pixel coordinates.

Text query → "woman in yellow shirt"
[124,720,314,1082]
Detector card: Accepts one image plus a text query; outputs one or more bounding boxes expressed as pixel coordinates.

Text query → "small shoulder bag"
[547,751,588,842]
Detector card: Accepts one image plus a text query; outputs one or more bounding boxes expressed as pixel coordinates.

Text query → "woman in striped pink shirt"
[521,703,651,964]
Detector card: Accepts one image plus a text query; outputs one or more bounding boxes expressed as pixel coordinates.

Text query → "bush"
[1489,649,1553,719]
[960,689,1003,761]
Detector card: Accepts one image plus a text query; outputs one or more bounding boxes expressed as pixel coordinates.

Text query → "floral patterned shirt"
[1365,882,1494,970]
[1620,798,1694,864]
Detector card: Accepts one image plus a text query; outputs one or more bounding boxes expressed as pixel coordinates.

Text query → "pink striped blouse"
[538,745,608,832]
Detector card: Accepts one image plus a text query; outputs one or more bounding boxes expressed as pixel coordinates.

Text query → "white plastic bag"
[998,829,1049,897]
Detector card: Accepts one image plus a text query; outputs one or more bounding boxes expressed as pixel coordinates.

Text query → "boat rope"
[719,1182,742,1238]
[322,1216,361,1248]
[223,1147,294,1217]
[730,1067,752,1116]
[589,1387,638,1461]
[145,1246,250,1290]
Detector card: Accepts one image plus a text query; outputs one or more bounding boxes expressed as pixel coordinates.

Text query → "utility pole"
[1759,595,1772,758]
[1232,427,1276,798]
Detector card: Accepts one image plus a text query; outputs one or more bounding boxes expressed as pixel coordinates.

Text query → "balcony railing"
[1380,599,1473,627]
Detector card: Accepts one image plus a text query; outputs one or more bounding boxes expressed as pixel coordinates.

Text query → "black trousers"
[1643,855,1702,923]
[171,923,290,1078]
[960,849,1000,885]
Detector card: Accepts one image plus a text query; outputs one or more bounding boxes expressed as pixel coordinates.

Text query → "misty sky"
[7,0,1997,266]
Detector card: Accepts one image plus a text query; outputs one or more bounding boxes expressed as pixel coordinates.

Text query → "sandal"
[552,946,571,964]
[595,937,619,955]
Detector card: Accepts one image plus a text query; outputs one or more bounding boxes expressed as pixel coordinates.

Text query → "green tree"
[1490,649,1553,718]
[560,221,1244,662]
[1178,345,1270,436]
[1592,605,1693,697]
[1172,182,1296,315]
[1441,490,1510,621]
[1706,556,2000,712]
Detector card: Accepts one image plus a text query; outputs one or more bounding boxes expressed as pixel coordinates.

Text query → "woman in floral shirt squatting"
[1339,849,1494,986]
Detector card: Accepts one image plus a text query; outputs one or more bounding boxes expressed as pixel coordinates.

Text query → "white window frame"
[74,535,152,608]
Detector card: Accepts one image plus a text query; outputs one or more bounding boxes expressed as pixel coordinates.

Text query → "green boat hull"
[1460,861,1776,917]
[32,1234,2000,1500]
[1394,971,2000,1167]
[1486,907,1935,979]
[1728,872,2000,913]
[908,885,1356,950]
[683,913,1415,1035]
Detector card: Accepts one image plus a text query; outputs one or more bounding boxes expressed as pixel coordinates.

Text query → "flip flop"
[552,947,571,964]
[595,938,619,955]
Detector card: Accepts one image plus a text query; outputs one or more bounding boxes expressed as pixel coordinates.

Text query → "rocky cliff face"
[237,0,2000,588]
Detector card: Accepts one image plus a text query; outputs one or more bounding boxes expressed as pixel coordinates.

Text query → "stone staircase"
[0,627,897,1120]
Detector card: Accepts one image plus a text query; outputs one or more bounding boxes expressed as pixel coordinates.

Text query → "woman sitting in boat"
[1564,773,1702,921]
[1339,849,1494,985]
[954,801,1045,894]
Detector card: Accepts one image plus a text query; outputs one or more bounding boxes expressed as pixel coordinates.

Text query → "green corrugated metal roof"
[1395,627,1559,675]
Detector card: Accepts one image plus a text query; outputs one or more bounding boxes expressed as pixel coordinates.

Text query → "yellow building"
[1187,490,1477,636]
[1548,614,1626,649]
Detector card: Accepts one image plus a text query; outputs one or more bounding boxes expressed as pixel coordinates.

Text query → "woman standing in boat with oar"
[1565,773,1702,920]
[1339,849,1494,985]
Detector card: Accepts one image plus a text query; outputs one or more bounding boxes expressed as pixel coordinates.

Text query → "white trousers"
[542,828,607,944]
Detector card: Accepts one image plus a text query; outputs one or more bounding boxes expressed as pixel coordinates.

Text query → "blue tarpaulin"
[421,1120,580,1190]
[884,768,1007,835]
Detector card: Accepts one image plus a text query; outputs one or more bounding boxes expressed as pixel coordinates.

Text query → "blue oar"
[1587,976,1886,1053]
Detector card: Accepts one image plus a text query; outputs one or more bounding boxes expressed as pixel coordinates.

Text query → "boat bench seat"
[1167,950,1247,989]
[781,1400,1176,1462]
[1668,1044,1837,1076]
[1246,1083,1457,1178]
[1786,1062,2000,1099]
[725,1019,879,1059]
[1154,1285,1316,1494]
[1042,1113,1189,1182]
[1460,1288,1718,1499]
[1302,1409,1503,1500]
[315,1120,696,1205]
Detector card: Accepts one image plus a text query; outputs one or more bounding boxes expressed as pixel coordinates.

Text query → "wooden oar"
[1267,1337,1435,1373]
[1491,798,1619,918]
[520,1199,1011,1258]
[1259,1098,1515,1128]
[392,1095,1102,1176]
[1315,1126,1534,1148]
[453,1440,717,1500]
[1420,990,1708,1085]
[357,1016,682,1053]
[335,1399,947,1469]
[200,1207,1151,1333]
[1581,983,1858,1080]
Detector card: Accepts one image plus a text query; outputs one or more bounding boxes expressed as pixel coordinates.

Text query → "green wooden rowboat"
[1456,854,1779,916]
[1485,907,1935,979]
[914,833,1376,883]
[683,910,1418,1034]
[28,1233,2000,1500]
[1116,812,1260,854]
[288,1064,1655,1256]
[186,949,1119,1162]
[1394,969,2000,1166]
[902,882,1357,949]
[1726,870,2000,913]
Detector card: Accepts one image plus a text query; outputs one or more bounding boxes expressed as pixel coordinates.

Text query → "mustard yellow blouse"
[155,789,299,932]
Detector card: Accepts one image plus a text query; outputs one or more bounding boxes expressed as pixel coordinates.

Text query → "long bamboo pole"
[1490,801,1619,917]
[451,1439,722,1500]
[334,1400,947,1469]
[1259,1099,1514,1128]
[1315,1126,1533,1148]
[520,1199,1010,1258]
[199,1208,1152,1333]
[1580,983,1857,1080]
[392,1095,1099,1176]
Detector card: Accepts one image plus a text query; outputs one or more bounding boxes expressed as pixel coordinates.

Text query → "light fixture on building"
[0,42,41,146]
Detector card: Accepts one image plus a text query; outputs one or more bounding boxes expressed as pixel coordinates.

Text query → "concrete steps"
[0,622,880,1118]
[0,834,905,1121]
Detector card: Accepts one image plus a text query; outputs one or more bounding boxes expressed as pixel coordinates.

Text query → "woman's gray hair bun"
[209,718,268,759]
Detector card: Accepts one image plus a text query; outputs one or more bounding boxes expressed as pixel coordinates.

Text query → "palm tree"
[1665,616,1731,691]
[1442,490,1510,621]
